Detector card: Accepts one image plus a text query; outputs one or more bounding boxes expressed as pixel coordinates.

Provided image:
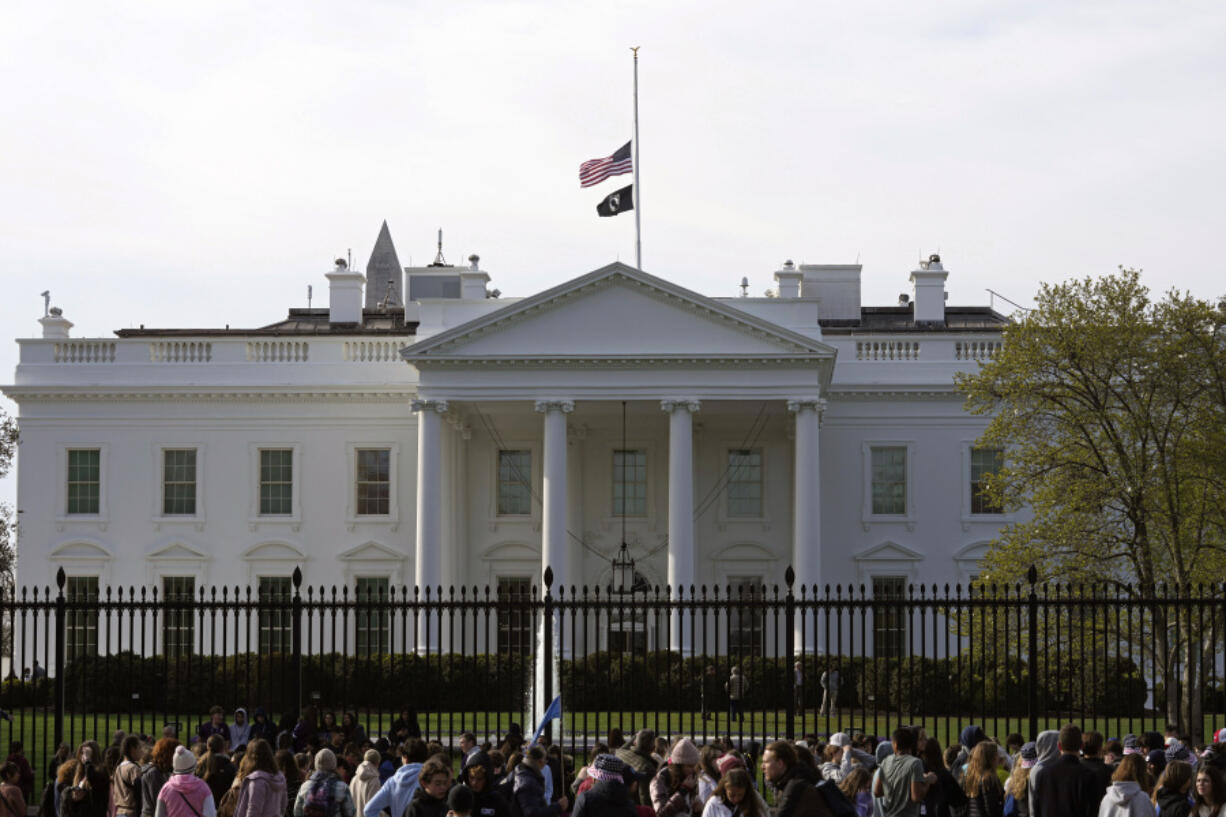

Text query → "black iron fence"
[3,565,1225,780]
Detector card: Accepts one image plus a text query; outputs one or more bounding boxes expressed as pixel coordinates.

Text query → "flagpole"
[631,46,642,270]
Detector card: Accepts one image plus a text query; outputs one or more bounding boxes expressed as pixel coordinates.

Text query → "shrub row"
[0,650,1152,717]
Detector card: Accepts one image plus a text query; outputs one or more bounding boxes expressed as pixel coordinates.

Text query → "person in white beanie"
[155,747,216,817]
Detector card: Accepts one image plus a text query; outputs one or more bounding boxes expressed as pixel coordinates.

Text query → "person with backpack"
[1004,743,1037,817]
[363,741,425,817]
[114,736,145,817]
[293,750,354,817]
[963,743,1005,817]
[873,729,936,817]
[198,737,237,808]
[233,741,287,817]
[572,754,636,817]
[405,758,451,817]
[837,768,873,817]
[460,751,509,817]
[920,737,965,817]
[512,747,567,817]
[155,747,216,817]
[143,740,179,817]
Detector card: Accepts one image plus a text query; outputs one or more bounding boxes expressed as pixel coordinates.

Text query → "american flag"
[579,141,633,188]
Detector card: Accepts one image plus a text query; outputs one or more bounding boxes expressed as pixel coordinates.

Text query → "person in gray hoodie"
[1027,732,1060,817]
[1097,756,1156,817]
[230,711,252,752]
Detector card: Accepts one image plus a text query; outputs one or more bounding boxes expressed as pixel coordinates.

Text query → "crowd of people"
[10,706,1226,817]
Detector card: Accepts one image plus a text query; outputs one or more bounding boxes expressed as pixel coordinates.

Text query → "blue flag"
[531,695,562,744]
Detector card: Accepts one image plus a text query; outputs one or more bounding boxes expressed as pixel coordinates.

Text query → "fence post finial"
[785,565,795,589]
[1026,564,1038,585]
[543,566,554,590]
[56,566,66,592]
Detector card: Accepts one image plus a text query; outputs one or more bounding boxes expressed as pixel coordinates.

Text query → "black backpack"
[816,780,856,817]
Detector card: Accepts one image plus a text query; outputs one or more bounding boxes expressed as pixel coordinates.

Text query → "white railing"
[855,340,920,361]
[54,341,116,363]
[150,341,212,363]
[955,340,1001,360]
[343,340,403,362]
[246,341,309,362]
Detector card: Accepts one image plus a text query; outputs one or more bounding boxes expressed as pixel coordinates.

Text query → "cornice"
[3,387,418,403]
[825,387,959,401]
[413,354,827,369]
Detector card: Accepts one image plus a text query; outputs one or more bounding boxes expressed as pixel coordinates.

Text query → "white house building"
[3,223,1010,655]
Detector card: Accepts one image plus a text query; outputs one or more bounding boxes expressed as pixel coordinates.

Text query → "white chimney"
[910,254,948,324]
[40,307,72,338]
[326,259,365,324]
[460,254,490,300]
[773,260,802,299]
[799,264,861,321]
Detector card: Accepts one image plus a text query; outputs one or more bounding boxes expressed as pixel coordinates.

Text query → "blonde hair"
[963,742,1003,798]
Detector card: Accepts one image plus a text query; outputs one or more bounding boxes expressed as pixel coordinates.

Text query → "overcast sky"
[3,0,1225,510]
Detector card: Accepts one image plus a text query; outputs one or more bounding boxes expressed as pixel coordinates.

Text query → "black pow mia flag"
[596,184,634,217]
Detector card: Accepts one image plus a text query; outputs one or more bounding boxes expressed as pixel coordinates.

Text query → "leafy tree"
[956,269,1226,738]
[0,408,15,589]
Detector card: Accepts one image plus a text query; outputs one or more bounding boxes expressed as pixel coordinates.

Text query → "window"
[162,449,197,516]
[727,575,765,657]
[970,448,1003,515]
[872,576,907,658]
[65,576,99,660]
[259,449,294,516]
[612,450,646,516]
[258,577,293,654]
[66,449,101,515]
[355,577,390,657]
[497,577,533,655]
[162,576,195,656]
[871,446,907,515]
[497,451,531,516]
[727,449,763,518]
[356,449,391,516]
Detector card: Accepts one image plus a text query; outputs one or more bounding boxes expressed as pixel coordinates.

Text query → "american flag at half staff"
[579,140,633,188]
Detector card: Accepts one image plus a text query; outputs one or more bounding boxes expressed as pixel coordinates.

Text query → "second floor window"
[612,449,646,516]
[356,449,391,515]
[497,450,531,515]
[162,449,197,516]
[727,449,763,517]
[259,449,293,515]
[871,446,907,515]
[970,448,1004,514]
[66,449,101,515]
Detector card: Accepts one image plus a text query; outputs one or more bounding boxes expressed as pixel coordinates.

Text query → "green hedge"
[0,650,1148,718]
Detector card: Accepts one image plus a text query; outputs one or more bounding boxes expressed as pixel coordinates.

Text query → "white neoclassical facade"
[4,225,1012,641]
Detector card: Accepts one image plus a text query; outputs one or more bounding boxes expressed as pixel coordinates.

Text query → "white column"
[412,399,448,652]
[789,397,825,653]
[534,400,574,588]
[662,398,700,653]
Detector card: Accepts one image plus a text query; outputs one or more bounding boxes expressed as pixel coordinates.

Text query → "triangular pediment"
[148,542,209,561]
[853,541,924,562]
[404,263,835,362]
[338,541,407,562]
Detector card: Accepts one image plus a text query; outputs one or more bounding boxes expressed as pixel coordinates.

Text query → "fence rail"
[3,566,1224,778]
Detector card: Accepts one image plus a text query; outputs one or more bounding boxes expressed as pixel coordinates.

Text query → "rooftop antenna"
[40,290,50,317]
[739,277,749,297]
[347,248,352,270]
[433,228,446,266]
[307,285,313,309]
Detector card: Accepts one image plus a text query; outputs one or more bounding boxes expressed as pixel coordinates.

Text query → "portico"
[403,263,836,652]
